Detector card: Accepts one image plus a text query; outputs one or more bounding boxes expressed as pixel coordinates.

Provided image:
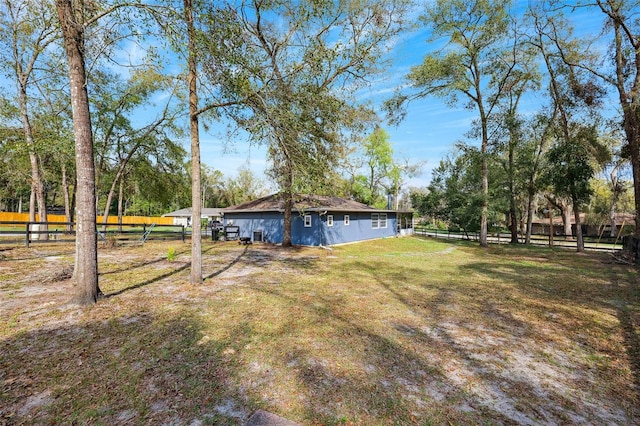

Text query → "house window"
[380,213,387,229]
[372,213,379,229]
[344,215,350,226]
[327,215,334,227]
[304,214,312,227]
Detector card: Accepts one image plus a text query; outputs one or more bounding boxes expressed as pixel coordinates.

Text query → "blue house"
[223,194,410,246]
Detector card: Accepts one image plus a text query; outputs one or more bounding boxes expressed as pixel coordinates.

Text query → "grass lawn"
[0,237,638,425]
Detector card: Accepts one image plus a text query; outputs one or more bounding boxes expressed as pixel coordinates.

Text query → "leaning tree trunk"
[100,157,133,232]
[55,0,101,304]
[525,185,535,244]
[14,37,49,239]
[17,89,49,240]
[609,188,619,238]
[117,178,125,233]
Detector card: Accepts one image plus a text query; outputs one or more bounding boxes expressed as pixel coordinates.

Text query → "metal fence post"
[25,222,30,248]
[181,225,185,243]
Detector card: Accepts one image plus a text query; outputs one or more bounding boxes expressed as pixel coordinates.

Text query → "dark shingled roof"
[224,193,385,213]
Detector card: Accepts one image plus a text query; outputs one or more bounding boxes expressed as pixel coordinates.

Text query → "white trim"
[327,215,334,227]
[304,214,312,227]
[372,213,379,229]
[344,214,350,226]
[380,213,387,229]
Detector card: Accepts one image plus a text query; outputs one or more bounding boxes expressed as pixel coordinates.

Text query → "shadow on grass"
[204,246,249,280]
[320,250,639,424]
[616,303,640,399]
[104,262,190,298]
[102,245,249,297]
[99,256,168,276]
[249,283,527,425]
[0,313,247,425]
[457,253,640,407]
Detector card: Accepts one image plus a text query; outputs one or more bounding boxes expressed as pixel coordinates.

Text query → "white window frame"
[371,213,379,229]
[327,215,334,227]
[380,213,388,229]
[304,214,312,227]
[344,215,350,226]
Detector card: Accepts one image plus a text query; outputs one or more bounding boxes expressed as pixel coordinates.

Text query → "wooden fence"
[414,226,623,251]
[0,212,174,225]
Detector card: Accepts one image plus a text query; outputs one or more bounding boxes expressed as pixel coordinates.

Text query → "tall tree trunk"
[508,141,518,244]
[475,56,489,248]
[29,188,35,222]
[185,0,202,284]
[61,162,72,232]
[280,142,294,247]
[282,165,293,248]
[525,184,535,244]
[118,177,124,233]
[560,202,572,236]
[71,174,76,224]
[509,203,518,244]
[282,192,293,247]
[100,157,133,232]
[609,166,621,237]
[11,4,49,239]
[601,5,640,237]
[548,200,554,247]
[28,151,48,240]
[622,107,640,237]
[55,0,101,304]
[480,137,489,247]
[573,201,584,252]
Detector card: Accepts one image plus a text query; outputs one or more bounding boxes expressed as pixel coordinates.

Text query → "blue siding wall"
[224,212,284,244]
[320,212,397,245]
[225,211,397,246]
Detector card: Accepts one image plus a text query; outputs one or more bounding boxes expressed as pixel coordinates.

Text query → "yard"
[0,237,638,425]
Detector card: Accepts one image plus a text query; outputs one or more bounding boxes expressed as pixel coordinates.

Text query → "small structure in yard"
[223,193,413,246]
[162,207,224,227]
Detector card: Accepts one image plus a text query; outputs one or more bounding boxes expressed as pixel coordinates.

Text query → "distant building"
[162,207,224,227]
[223,193,413,246]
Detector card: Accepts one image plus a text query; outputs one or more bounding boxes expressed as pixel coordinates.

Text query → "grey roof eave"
[224,208,409,214]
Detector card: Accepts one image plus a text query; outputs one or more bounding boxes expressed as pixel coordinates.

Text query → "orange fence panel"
[0,212,174,225]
